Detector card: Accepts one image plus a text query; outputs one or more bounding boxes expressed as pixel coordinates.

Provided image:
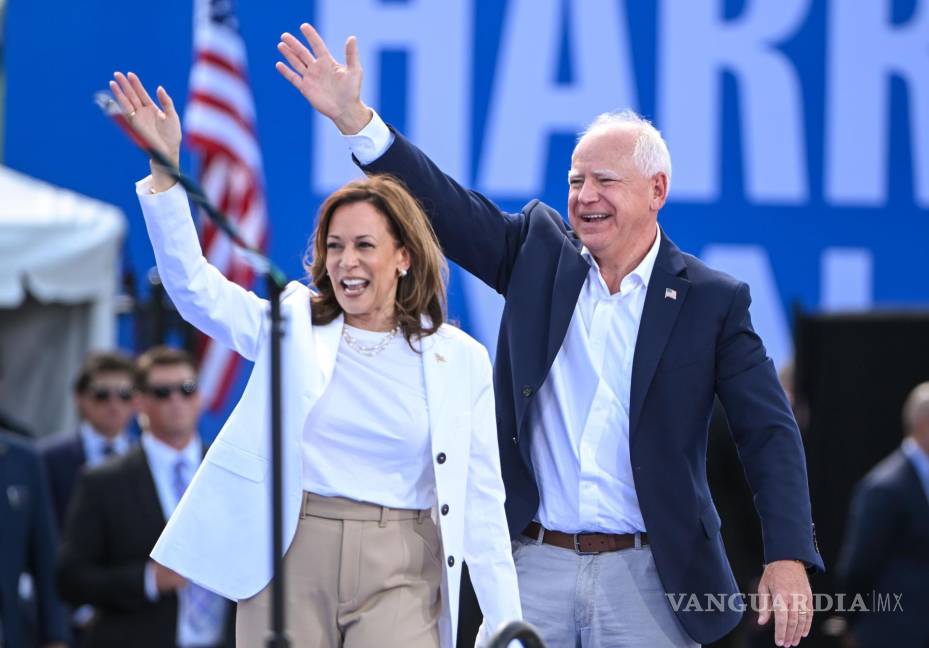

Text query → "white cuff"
[343,109,394,165]
[135,174,183,199]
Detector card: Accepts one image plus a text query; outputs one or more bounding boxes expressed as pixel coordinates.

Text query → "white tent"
[0,165,126,437]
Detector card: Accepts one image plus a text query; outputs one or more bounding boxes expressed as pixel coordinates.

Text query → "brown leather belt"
[523,522,648,554]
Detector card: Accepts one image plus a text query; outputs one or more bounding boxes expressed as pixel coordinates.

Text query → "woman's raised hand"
[110,72,181,189]
[275,23,372,135]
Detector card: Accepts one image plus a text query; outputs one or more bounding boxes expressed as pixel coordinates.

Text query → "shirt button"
[447,555,455,567]
[436,452,446,464]
[522,386,533,397]
[441,504,449,515]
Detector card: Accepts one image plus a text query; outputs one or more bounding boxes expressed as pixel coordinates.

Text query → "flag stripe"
[186,0,267,413]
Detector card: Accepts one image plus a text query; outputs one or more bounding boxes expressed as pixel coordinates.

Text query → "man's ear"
[651,172,669,211]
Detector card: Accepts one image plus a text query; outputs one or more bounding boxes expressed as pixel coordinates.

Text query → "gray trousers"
[512,535,699,647]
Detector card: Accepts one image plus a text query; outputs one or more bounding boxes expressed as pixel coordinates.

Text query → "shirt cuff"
[343,109,394,165]
[143,562,160,602]
[135,174,182,197]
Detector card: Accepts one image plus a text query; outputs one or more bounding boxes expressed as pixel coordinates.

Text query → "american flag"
[185,0,267,412]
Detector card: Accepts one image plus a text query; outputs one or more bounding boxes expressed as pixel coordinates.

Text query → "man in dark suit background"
[41,351,137,528]
[276,25,822,647]
[837,382,929,648]
[0,428,69,648]
[57,347,232,648]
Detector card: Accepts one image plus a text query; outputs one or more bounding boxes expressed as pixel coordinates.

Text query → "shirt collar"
[79,422,130,454]
[581,224,662,290]
[902,437,929,479]
[140,430,202,470]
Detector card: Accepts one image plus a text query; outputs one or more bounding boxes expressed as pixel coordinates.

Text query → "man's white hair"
[577,110,672,191]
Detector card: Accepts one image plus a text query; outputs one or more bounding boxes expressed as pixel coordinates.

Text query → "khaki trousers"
[236,492,442,648]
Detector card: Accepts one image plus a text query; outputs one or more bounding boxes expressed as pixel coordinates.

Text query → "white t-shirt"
[301,325,434,509]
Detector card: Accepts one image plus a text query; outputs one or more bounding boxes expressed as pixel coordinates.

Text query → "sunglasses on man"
[145,381,198,400]
[90,386,135,403]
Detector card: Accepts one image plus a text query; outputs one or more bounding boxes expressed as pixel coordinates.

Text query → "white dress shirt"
[302,326,434,509]
[530,235,660,534]
[344,109,660,533]
[141,432,226,648]
[79,423,131,468]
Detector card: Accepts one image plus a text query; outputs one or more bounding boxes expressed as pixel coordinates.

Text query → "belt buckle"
[573,532,599,555]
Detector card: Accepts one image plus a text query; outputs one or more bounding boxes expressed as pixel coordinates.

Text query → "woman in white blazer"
[109,71,521,648]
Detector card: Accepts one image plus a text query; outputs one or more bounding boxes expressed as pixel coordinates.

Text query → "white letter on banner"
[826,1,929,206]
[820,248,873,312]
[476,0,636,198]
[700,245,792,370]
[311,0,469,193]
[659,0,810,203]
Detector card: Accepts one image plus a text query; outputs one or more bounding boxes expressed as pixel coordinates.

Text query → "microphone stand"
[97,93,291,647]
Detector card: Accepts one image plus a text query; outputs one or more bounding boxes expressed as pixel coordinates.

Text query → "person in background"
[0,427,69,648]
[57,346,234,648]
[837,381,929,648]
[41,351,137,528]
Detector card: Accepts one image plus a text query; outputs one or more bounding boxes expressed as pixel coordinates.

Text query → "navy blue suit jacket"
[837,449,929,648]
[363,130,824,643]
[0,430,69,647]
[40,433,87,528]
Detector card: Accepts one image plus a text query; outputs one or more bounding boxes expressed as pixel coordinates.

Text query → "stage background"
[4,0,929,437]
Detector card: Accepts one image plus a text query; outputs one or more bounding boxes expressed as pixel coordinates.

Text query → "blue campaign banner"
[5,0,929,431]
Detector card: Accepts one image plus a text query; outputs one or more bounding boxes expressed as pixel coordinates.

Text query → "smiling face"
[567,125,667,263]
[325,201,410,331]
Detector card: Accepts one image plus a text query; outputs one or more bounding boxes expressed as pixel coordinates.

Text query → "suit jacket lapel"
[420,332,451,439]
[131,447,167,529]
[629,233,690,442]
[513,237,587,447]
[547,237,589,365]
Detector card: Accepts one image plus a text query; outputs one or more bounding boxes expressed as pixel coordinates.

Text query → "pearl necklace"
[341,325,400,357]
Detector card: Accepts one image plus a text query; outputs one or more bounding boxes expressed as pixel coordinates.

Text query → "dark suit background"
[0,429,69,647]
[41,434,87,529]
[57,445,233,648]
[837,449,929,648]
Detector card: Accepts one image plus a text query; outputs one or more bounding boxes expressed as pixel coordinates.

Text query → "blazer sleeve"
[715,281,824,570]
[136,177,267,361]
[57,470,153,611]
[461,344,523,644]
[361,128,526,296]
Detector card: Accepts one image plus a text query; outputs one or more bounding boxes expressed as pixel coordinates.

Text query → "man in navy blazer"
[0,429,69,647]
[41,351,137,527]
[837,382,929,648]
[277,25,823,647]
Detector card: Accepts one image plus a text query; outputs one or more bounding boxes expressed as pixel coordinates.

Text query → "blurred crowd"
[2,348,233,648]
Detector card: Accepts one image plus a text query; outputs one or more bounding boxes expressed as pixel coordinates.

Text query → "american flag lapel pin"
[665,287,677,301]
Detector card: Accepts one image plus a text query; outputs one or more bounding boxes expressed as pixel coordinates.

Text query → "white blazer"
[137,178,521,647]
